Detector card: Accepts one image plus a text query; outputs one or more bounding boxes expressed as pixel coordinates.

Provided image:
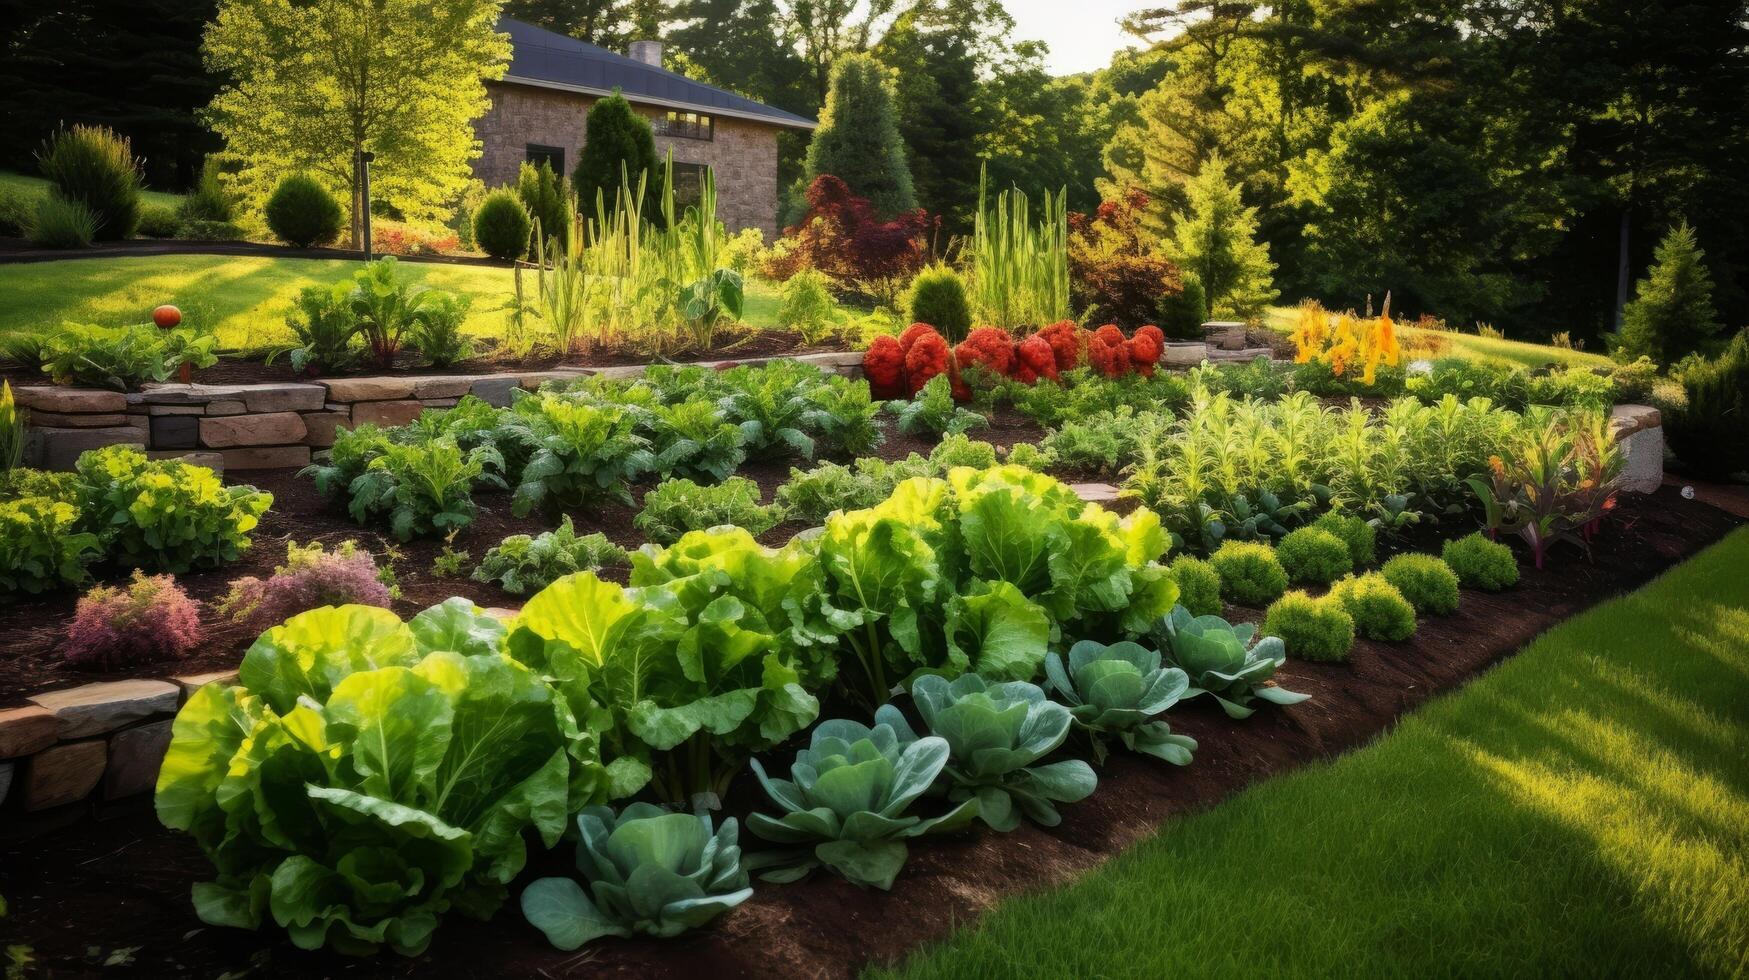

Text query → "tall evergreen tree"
[572,92,662,223]
[1170,153,1276,317]
[802,53,915,218]
[874,16,980,232]
[1616,222,1724,365]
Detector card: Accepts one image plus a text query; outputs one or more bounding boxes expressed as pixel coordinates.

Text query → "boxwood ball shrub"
[906,264,973,343]
[1313,511,1377,568]
[264,173,343,248]
[1381,553,1461,615]
[1329,573,1417,642]
[1276,527,1353,585]
[1168,555,1223,616]
[473,188,532,260]
[1210,540,1289,607]
[37,124,143,240]
[64,570,203,669]
[1264,590,1356,661]
[1442,532,1520,591]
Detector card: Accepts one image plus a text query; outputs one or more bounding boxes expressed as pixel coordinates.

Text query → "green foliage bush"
[1263,590,1355,661]
[0,494,101,593]
[1442,532,1520,591]
[0,185,32,236]
[77,446,272,573]
[473,188,532,260]
[179,157,235,223]
[1615,222,1723,365]
[137,203,180,238]
[779,268,839,343]
[1209,540,1289,607]
[472,516,627,595]
[1329,572,1417,641]
[30,193,96,248]
[1276,527,1353,584]
[804,53,917,217]
[906,264,973,343]
[1312,511,1377,568]
[406,291,474,367]
[265,173,343,248]
[37,124,143,240]
[1158,276,1208,340]
[517,160,571,246]
[634,476,782,545]
[572,93,660,222]
[1381,553,1461,615]
[1666,330,1749,479]
[176,218,246,241]
[1168,555,1223,616]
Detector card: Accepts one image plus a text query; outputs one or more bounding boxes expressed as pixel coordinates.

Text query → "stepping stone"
[1072,482,1122,503]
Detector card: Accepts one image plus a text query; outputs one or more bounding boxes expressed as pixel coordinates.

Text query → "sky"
[1004,0,1144,76]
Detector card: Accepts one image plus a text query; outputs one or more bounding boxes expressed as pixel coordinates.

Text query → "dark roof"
[499,18,816,130]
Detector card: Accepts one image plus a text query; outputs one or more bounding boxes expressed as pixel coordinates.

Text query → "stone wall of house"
[472,81,784,238]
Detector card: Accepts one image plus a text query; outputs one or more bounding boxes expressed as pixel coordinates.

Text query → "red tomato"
[152,305,182,328]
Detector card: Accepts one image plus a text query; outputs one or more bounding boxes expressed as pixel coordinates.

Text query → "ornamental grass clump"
[520,804,751,950]
[1209,540,1289,607]
[1381,553,1461,615]
[1276,526,1354,585]
[879,674,1096,833]
[1442,532,1520,590]
[1168,555,1223,616]
[216,539,395,633]
[1044,639,1197,765]
[1329,573,1417,642]
[1154,605,1308,718]
[746,719,978,890]
[1264,591,1356,662]
[64,571,203,669]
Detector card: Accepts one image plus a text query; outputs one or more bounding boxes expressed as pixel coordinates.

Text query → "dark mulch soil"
[0,410,1044,705]
[0,329,852,388]
[1,486,1739,979]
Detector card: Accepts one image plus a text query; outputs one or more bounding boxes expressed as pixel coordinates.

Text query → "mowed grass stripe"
[874,527,1749,980]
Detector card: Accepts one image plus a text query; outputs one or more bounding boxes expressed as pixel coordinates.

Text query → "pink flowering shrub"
[217,539,395,633]
[64,571,203,669]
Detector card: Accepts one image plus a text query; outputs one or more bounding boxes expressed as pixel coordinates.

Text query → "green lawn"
[1264,305,1613,369]
[0,254,797,352]
[875,527,1749,979]
[0,169,185,212]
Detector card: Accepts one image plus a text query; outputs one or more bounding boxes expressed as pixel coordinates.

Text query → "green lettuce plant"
[878,674,1097,832]
[888,373,987,438]
[471,516,627,595]
[633,476,783,545]
[521,803,750,950]
[647,398,747,483]
[513,396,655,515]
[155,602,609,956]
[76,446,271,573]
[0,494,101,593]
[803,377,885,459]
[1044,640,1197,765]
[746,719,978,889]
[1154,605,1309,719]
[348,438,501,540]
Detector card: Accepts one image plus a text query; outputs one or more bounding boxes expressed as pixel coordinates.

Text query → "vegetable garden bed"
[0,484,1737,978]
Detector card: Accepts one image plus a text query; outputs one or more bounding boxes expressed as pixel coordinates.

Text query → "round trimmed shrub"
[265,173,343,247]
[906,264,973,343]
[1442,532,1519,591]
[1276,527,1352,584]
[1381,553,1460,615]
[37,124,144,240]
[473,188,532,261]
[1209,540,1288,608]
[1313,511,1376,568]
[1329,573,1416,642]
[1264,590,1355,662]
[138,203,180,238]
[1168,555,1223,617]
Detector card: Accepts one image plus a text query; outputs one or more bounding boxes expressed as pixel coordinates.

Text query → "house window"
[667,162,708,210]
[525,144,565,174]
[655,111,713,141]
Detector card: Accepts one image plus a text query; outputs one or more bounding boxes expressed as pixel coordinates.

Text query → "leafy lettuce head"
[1155,605,1310,719]
[1045,639,1197,765]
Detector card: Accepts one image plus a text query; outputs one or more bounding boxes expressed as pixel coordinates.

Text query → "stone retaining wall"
[15,352,866,472]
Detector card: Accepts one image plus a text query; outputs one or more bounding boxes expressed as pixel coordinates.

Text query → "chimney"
[628,40,663,68]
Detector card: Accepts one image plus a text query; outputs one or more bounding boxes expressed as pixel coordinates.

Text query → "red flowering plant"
[864,333,907,398]
[953,326,1016,392]
[1068,187,1183,328]
[1038,320,1083,372]
[1013,334,1060,384]
[1128,325,1166,377]
[787,175,933,306]
[903,327,952,394]
[64,571,203,669]
[1088,324,1131,377]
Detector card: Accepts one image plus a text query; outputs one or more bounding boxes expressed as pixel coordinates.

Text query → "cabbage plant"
[745,719,978,889]
[1044,640,1197,765]
[155,603,609,956]
[878,674,1096,832]
[521,803,751,950]
[1153,605,1310,719]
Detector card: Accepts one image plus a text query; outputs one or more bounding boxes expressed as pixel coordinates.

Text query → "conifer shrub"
[264,173,343,248]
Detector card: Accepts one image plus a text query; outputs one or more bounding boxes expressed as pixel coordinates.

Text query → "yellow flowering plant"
[1291,297,1404,385]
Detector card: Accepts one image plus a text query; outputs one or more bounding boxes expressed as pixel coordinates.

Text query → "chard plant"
[1044,639,1197,765]
[1154,605,1309,719]
[878,673,1097,832]
[521,804,751,950]
[746,719,978,890]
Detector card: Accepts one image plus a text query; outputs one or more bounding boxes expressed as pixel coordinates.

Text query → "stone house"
[473,18,816,238]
